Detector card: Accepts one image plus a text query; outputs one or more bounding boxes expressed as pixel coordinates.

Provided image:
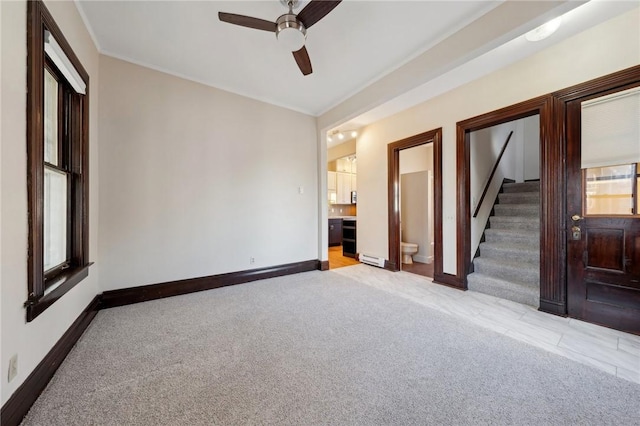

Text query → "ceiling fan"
[218,0,342,76]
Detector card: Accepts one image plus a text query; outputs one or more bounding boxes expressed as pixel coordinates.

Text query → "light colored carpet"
[22,270,640,425]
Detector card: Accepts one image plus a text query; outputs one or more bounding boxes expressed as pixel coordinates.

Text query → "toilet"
[401,242,419,264]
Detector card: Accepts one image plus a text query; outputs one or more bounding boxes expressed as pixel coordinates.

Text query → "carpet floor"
[22,270,640,425]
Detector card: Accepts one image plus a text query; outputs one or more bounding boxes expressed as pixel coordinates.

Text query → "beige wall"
[327,139,356,163]
[354,8,640,272]
[98,56,318,291]
[1,0,101,405]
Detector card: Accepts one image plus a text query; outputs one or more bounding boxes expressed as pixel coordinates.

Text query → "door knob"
[571,214,583,222]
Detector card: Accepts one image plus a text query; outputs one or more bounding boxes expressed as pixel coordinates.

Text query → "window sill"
[26,263,94,322]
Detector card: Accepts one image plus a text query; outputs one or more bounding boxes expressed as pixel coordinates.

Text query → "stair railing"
[472,131,514,218]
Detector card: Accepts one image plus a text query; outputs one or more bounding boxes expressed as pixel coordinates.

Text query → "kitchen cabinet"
[336,158,352,173]
[327,171,337,191]
[336,172,352,204]
[342,219,357,257]
[328,218,342,246]
[351,174,357,192]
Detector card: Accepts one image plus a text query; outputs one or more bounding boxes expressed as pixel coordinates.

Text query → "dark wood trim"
[539,299,568,317]
[538,95,565,315]
[456,95,552,294]
[552,65,640,101]
[26,0,91,321]
[319,260,330,271]
[472,131,513,218]
[101,260,321,308]
[387,129,445,283]
[433,273,465,289]
[27,264,93,321]
[1,296,101,426]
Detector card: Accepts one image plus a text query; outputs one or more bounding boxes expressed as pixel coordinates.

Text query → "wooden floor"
[328,246,360,269]
[402,261,434,278]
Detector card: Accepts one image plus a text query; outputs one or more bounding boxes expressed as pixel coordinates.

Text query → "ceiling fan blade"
[218,12,276,32]
[297,1,342,29]
[293,46,313,76]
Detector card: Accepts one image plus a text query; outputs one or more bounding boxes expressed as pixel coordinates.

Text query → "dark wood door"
[566,96,640,334]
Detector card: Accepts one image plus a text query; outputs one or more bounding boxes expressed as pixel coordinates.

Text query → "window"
[26,0,90,321]
[584,163,639,216]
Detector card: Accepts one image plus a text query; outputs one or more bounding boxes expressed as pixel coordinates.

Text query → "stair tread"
[484,228,540,237]
[502,182,540,193]
[490,216,539,222]
[480,242,539,253]
[474,256,539,272]
[467,273,539,307]
[468,272,539,289]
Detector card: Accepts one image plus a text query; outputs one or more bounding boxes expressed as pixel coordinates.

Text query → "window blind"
[44,30,86,95]
[581,86,640,169]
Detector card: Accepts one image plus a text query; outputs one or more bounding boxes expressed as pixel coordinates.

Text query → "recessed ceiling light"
[525,17,562,42]
[351,131,358,138]
[338,132,344,140]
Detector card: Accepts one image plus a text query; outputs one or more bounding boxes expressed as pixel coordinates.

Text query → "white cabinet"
[328,156,356,204]
[336,172,352,204]
[336,158,351,173]
[327,171,337,191]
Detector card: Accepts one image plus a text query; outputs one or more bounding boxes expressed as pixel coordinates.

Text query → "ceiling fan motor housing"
[276,14,307,51]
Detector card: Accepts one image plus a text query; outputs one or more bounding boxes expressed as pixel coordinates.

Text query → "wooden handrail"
[472,131,514,218]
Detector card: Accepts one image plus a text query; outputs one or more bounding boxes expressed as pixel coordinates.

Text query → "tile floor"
[333,264,640,384]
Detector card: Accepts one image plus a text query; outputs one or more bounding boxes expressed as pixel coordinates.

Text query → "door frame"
[555,66,640,325]
[456,96,558,309]
[387,128,443,279]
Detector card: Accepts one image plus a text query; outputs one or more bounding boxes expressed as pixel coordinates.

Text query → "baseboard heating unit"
[359,254,385,268]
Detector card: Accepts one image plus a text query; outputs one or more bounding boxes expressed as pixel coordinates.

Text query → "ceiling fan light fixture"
[276,14,306,51]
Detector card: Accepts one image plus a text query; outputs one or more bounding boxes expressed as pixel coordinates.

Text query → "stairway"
[467,181,540,307]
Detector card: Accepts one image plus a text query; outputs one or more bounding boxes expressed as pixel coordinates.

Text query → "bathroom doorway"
[387,128,443,280]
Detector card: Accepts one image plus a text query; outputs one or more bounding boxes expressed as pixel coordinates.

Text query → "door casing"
[387,129,445,281]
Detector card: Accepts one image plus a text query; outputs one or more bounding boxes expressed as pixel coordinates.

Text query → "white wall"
[401,172,431,263]
[98,56,318,291]
[524,115,541,181]
[354,9,640,274]
[399,144,433,175]
[1,0,101,405]
[400,144,434,263]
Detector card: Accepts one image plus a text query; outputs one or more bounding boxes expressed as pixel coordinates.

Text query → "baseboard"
[319,260,330,271]
[0,296,101,426]
[539,299,567,316]
[433,273,465,290]
[101,260,321,308]
[384,260,398,272]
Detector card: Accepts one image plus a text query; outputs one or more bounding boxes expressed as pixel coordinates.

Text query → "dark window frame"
[26,0,91,321]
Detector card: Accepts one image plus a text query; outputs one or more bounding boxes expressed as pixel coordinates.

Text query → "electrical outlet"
[250,257,255,264]
[8,354,17,382]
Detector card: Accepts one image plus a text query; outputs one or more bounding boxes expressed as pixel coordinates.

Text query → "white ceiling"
[76,0,637,132]
[76,1,502,116]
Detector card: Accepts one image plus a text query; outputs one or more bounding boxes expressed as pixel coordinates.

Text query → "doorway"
[399,145,434,278]
[387,128,443,280]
